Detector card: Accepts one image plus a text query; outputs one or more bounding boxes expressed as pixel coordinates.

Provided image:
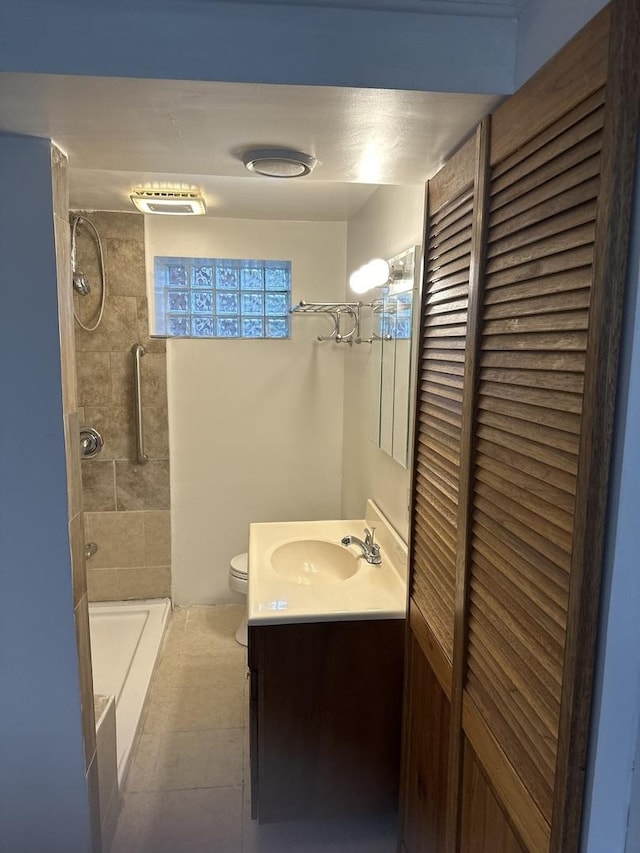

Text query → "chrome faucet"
[341,527,382,565]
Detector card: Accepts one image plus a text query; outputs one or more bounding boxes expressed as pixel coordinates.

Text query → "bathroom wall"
[342,185,425,542]
[0,135,94,850]
[145,216,347,604]
[73,211,172,601]
[515,0,607,88]
[0,0,516,96]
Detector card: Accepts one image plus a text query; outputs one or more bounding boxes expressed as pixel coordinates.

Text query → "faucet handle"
[364,526,376,547]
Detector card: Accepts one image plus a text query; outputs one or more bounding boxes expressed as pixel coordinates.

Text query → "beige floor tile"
[154,653,248,691]
[127,729,243,792]
[143,681,245,733]
[183,606,245,655]
[159,611,187,654]
[186,604,243,629]
[150,651,184,690]
[181,628,244,660]
[112,786,243,853]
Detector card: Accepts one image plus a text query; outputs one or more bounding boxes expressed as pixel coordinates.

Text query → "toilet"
[229,552,248,647]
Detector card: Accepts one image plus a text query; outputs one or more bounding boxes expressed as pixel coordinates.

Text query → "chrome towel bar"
[132,343,148,465]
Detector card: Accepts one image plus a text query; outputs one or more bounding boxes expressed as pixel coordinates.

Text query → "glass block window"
[376,291,413,340]
[153,257,292,339]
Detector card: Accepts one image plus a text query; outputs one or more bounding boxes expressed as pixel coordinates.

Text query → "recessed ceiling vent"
[242,147,317,178]
[130,189,206,215]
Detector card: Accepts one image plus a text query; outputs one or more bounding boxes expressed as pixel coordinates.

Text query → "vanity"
[248,501,407,824]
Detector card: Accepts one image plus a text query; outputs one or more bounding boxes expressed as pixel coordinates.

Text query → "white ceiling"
[0,73,499,220]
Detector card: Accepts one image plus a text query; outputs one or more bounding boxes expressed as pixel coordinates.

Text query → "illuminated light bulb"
[349,258,390,294]
[366,258,391,288]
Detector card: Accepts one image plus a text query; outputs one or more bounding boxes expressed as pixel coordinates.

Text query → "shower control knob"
[79,427,104,459]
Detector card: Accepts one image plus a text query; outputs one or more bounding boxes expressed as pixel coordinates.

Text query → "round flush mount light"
[242,147,317,178]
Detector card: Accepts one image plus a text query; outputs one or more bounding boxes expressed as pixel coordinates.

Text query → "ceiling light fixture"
[241,147,317,178]
[130,189,206,215]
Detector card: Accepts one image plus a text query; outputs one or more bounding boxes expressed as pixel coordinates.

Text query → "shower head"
[73,270,91,296]
[70,213,106,332]
[71,215,92,296]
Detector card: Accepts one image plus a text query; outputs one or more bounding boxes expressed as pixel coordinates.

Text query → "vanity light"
[349,258,391,294]
[130,189,206,215]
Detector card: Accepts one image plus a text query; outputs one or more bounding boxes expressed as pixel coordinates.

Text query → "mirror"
[371,246,417,468]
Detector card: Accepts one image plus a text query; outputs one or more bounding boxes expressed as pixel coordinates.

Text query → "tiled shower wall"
[73,211,171,601]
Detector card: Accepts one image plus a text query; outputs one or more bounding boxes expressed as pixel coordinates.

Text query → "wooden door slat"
[492,87,605,178]
[489,155,601,229]
[491,108,604,196]
[484,245,593,290]
[484,223,596,275]
[487,201,597,260]
[478,394,582,437]
[474,483,574,560]
[472,514,569,613]
[483,287,591,321]
[476,435,576,495]
[488,178,599,243]
[476,420,578,475]
[491,132,602,213]
[479,379,584,415]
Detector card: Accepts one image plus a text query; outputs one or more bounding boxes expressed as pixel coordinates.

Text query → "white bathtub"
[89,599,170,784]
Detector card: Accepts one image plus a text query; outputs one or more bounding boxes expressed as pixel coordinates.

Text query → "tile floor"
[111,605,398,853]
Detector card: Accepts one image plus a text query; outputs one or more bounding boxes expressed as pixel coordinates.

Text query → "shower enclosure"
[71,211,172,602]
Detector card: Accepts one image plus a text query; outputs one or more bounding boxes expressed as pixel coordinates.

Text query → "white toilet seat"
[230,552,248,578]
[229,552,249,647]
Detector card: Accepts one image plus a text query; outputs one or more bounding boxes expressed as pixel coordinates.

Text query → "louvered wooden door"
[401,2,640,852]
[412,137,477,664]
[461,78,606,852]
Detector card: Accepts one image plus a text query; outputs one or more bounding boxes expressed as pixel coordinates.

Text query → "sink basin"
[270,540,359,585]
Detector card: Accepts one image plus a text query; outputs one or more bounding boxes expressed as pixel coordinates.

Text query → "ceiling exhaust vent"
[241,147,317,178]
[130,189,206,215]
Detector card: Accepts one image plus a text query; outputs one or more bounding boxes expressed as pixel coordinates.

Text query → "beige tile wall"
[53,146,102,850]
[73,211,171,601]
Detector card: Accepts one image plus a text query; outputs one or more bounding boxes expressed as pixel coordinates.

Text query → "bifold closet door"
[411,134,477,664]
[400,129,479,853]
[401,2,640,851]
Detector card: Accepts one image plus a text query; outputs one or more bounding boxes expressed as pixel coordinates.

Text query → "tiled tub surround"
[73,211,171,601]
[112,605,397,853]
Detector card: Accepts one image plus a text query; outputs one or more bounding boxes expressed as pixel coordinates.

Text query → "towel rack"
[290,300,370,344]
[132,343,148,465]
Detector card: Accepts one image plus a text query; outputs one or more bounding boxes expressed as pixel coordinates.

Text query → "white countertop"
[248,501,407,626]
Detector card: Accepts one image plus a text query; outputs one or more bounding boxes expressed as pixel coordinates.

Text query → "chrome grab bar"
[132,343,148,465]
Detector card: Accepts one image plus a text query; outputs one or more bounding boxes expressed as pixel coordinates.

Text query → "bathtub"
[89,598,171,784]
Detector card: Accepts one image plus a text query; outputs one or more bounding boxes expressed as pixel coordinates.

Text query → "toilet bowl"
[229,552,248,647]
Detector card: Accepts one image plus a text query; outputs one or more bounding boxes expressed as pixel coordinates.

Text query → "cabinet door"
[251,620,404,824]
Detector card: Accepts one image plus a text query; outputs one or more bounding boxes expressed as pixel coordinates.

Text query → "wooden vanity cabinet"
[248,618,404,824]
